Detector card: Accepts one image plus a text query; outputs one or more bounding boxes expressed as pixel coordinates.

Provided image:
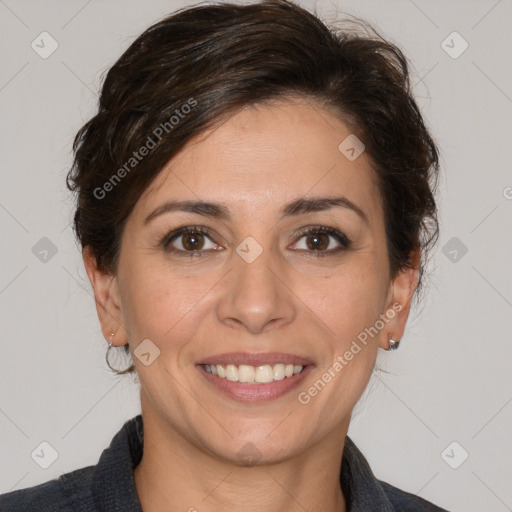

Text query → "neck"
[133,400,348,512]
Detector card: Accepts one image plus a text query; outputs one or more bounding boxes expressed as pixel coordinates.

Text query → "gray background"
[0,1,511,510]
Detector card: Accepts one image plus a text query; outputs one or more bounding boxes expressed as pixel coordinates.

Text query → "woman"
[0,0,449,510]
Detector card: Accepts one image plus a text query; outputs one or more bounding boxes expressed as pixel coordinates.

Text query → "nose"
[215,242,296,335]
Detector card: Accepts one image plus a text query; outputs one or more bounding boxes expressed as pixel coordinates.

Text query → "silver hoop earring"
[105,332,116,372]
[388,337,400,351]
[105,332,133,374]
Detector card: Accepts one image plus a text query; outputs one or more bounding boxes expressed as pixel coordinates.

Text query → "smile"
[197,356,314,402]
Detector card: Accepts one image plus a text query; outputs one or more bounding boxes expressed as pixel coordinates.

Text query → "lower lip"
[197,365,314,403]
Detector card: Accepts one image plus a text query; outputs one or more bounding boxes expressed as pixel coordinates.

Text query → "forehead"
[133,97,381,224]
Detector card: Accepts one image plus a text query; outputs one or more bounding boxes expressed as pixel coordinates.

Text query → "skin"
[84,96,418,512]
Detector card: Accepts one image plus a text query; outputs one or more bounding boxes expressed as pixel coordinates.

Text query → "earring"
[388,336,400,351]
[105,332,116,371]
[105,331,134,375]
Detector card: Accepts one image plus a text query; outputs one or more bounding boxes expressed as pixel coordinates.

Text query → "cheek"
[298,267,385,417]
[302,259,389,342]
[118,258,217,344]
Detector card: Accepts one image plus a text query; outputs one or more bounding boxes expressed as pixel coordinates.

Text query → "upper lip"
[196,352,314,367]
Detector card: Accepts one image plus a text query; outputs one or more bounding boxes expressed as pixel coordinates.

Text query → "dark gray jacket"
[0,415,449,511]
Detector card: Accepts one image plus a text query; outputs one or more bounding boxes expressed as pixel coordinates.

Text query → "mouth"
[196,352,314,403]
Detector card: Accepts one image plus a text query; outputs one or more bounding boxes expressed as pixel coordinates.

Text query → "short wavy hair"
[67,0,440,373]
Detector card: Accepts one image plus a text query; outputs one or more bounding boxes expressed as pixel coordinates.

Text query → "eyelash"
[160,225,352,258]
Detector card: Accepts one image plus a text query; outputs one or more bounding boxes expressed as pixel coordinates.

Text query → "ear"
[379,251,420,350]
[82,245,127,347]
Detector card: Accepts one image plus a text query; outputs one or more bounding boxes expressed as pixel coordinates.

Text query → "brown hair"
[67,0,439,373]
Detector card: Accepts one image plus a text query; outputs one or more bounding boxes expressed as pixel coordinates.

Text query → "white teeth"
[203,363,304,383]
[255,365,274,383]
[225,364,238,382]
[238,365,255,383]
[273,364,285,381]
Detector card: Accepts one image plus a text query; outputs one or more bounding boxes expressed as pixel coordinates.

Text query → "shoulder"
[341,436,449,512]
[379,480,450,511]
[0,465,96,512]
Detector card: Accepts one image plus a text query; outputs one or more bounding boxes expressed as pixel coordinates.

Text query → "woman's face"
[87,97,416,464]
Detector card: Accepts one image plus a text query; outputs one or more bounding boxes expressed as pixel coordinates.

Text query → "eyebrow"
[143,196,369,226]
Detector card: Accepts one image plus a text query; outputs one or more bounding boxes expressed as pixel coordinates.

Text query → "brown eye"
[162,226,221,256]
[292,226,351,256]
[181,232,205,251]
[305,232,330,251]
